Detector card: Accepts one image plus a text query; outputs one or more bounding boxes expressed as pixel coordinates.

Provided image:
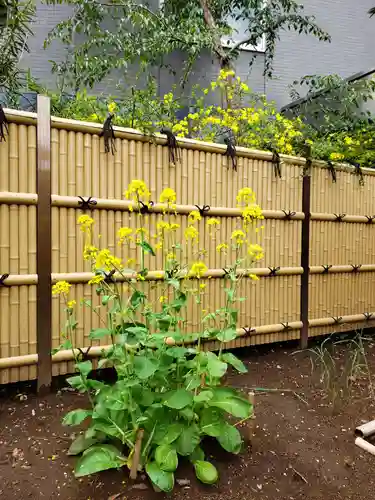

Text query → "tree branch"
[198,0,230,67]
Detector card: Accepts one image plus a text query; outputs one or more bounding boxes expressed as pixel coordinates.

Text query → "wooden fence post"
[300,172,311,349]
[36,95,52,392]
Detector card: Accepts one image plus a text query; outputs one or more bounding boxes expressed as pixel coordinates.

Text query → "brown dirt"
[1,339,375,500]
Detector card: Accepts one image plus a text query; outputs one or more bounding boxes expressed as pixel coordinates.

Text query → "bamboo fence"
[1,97,375,387]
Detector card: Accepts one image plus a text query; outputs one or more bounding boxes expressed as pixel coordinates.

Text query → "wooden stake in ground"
[247,391,255,442]
[130,429,144,480]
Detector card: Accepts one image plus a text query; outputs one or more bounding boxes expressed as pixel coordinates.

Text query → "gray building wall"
[18,0,375,109]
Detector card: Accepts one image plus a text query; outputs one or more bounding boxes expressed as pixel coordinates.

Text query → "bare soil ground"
[1,339,375,500]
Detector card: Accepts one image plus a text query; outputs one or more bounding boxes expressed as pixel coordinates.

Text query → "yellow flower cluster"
[95,249,122,271]
[117,227,133,244]
[216,243,228,253]
[189,261,208,278]
[248,243,264,261]
[83,244,98,261]
[188,210,202,224]
[88,274,105,285]
[184,225,199,243]
[236,187,256,206]
[52,281,71,295]
[77,215,94,233]
[159,187,176,204]
[330,152,345,161]
[242,205,264,228]
[231,229,246,246]
[108,101,117,114]
[125,180,151,205]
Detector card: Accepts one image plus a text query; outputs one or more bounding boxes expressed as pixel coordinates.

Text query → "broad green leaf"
[86,379,106,391]
[185,374,201,390]
[189,446,205,463]
[164,389,193,410]
[155,445,178,472]
[154,422,183,445]
[63,409,92,426]
[194,390,213,403]
[131,384,154,406]
[179,407,195,421]
[68,434,101,456]
[75,360,93,377]
[216,327,237,343]
[133,356,158,379]
[221,353,247,373]
[51,339,72,355]
[165,346,190,358]
[194,461,219,485]
[170,291,187,312]
[167,278,180,290]
[200,407,225,437]
[208,391,252,419]
[89,328,111,340]
[206,352,228,378]
[66,375,86,392]
[75,444,125,477]
[130,290,146,308]
[92,418,126,441]
[146,462,174,492]
[176,424,200,456]
[138,241,156,256]
[217,423,242,454]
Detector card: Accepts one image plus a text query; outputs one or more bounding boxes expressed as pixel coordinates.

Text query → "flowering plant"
[53,180,264,491]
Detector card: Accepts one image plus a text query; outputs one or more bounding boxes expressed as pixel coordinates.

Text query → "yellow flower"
[242,205,264,226]
[117,227,133,243]
[77,215,94,233]
[188,210,202,224]
[67,300,76,308]
[249,274,260,281]
[329,152,344,161]
[108,101,117,113]
[125,180,151,204]
[216,243,228,253]
[89,113,99,122]
[168,223,180,231]
[52,281,71,295]
[83,244,98,261]
[206,218,220,227]
[199,283,207,290]
[136,227,148,236]
[159,296,168,303]
[136,273,146,281]
[184,225,199,242]
[88,275,105,285]
[236,188,256,206]
[344,136,353,145]
[231,229,246,245]
[189,261,208,278]
[248,243,264,261]
[95,249,122,271]
[155,242,163,250]
[159,188,177,204]
[166,252,176,260]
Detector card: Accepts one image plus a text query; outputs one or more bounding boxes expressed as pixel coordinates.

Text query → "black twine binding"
[78,196,97,211]
[195,204,211,217]
[0,273,9,287]
[271,149,282,178]
[224,137,237,171]
[222,268,231,277]
[0,105,9,142]
[139,201,154,214]
[242,327,256,336]
[77,346,92,361]
[351,264,362,273]
[281,322,291,331]
[160,127,180,166]
[351,161,365,186]
[322,265,332,274]
[331,316,343,325]
[364,312,373,321]
[282,210,296,220]
[100,113,116,154]
[366,215,375,224]
[104,270,116,284]
[334,213,346,222]
[268,266,280,277]
[327,161,337,183]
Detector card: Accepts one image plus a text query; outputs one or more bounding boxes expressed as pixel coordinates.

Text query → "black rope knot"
[160,127,180,166]
[331,316,343,325]
[100,113,116,154]
[351,161,365,186]
[333,213,346,222]
[103,270,116,284]
[282,210,296,220]
[366,215,375,224]
[242,327,256,336]
[77,346,92,361]
[0,273,10,287]
[78,196,97,211]
[281,322,291,331]
[270,149,282,178]
[195,204,211,217]
[0,105,9,142]
[268,266,280,277]
[327,161,337,183]
[351,264,362,273]
[364,312,373,321]
[322,265,332,274]
[139,200,154,214]
[222,268,231,277]
[224,137,237,171]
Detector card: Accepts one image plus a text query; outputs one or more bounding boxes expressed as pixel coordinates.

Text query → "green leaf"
[133,356,158,379]
[167,278,180,290]
[189,446,205,463]
[217,327,237,343]
[176,424,200,456]
[208,391,252,419]
[164,389,193,410]
[194,390,213,403]
[89,328,111,340]
[138,241,156,256]
[165,346,190,358]
[68,434,102,456]
[221,353,247,373]
[63,409,92,426]
[206,352,227,378]
[66,375,86,392]
[154,422,183,445]
[155,445,178,472]
[101,295,111,306]
[200,407,225,437]
[75,360,93,377]
[217,423,242,454]
[146,462,174,493]
[75,444,125,477]
[194,461,219,485]
[130,290,146,308]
